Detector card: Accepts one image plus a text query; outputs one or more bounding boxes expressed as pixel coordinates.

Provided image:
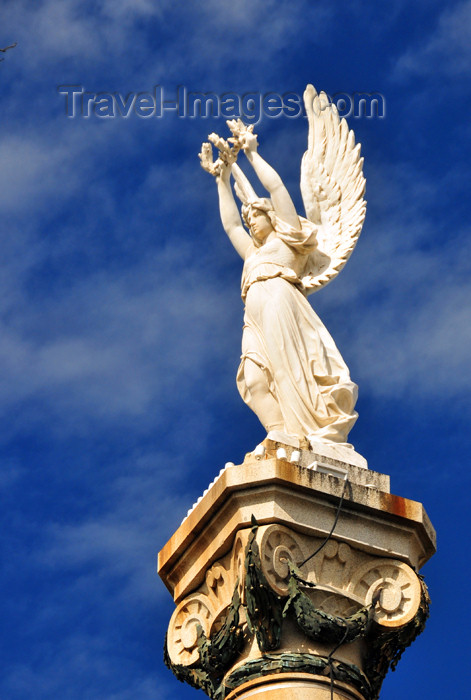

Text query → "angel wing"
[300,84,366,294]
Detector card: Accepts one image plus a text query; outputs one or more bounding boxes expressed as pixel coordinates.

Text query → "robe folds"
[236,216,358,445]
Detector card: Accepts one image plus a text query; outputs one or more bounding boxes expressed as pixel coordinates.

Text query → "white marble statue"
[199,85,366,450]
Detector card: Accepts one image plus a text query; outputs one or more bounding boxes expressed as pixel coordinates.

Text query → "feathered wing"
[300,84,366,294]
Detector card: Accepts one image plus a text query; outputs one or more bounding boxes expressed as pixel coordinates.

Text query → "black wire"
[327,623,351,700]
[298,477,348,568]
[294,476,349,700]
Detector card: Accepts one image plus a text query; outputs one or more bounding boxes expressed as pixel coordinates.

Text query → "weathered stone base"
[158,439,435,699]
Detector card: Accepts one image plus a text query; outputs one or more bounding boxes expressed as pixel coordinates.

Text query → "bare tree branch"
[0,42,17,62]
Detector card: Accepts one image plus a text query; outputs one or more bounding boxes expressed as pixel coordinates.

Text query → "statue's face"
[248,208,273,244]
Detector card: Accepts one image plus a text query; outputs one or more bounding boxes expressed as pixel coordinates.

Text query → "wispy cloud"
[313,156,471,402]
[40,456,193,603]
[2,0,332,95]
[1,632,172,700]
[2,0,162,67]
[1,443,198,699]
[0,251,240,439]
[0,4,468,700]
[394,0,471,78]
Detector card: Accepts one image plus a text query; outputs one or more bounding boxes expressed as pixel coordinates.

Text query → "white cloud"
[41,487,189,603]
[1,0,332,92]
[1,633,168,700]
[317,157,471,402]
[2,0,162,65]
[395,0,471,78]
[0,107,467,443]
[1,5,465,700]
[0,129,92,213]
[0,1,468,437]
[0,253,239,433]
[203,0,330,36]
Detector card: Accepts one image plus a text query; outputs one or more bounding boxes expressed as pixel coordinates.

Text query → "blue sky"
[0,1,470,698]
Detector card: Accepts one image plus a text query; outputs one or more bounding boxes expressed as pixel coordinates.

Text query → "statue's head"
[242,198,276,246]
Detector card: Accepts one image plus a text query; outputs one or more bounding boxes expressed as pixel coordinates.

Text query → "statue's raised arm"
[230,123,299,230]
[199,87,366,452]
[199,128,252,260]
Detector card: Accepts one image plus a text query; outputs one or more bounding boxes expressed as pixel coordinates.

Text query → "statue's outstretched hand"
[240,130,258,153]
[227,119,258,153]
[215,159,231,183]
[208,133,239,166]
[199,132,240,180]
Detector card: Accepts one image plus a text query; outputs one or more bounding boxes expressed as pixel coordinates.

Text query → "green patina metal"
[164,519,430,700]
[364,574,431,698]
[164,585,244,700]
[244,516,283,652]
[223,652,373,700]
[283,561,374,646]
[164,634,220,698]
[197,585,245,676]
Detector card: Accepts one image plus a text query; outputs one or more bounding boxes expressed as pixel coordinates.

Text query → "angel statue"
[199,85,366,450]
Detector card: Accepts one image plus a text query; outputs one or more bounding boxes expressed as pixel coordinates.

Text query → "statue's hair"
[241,198,277,237]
